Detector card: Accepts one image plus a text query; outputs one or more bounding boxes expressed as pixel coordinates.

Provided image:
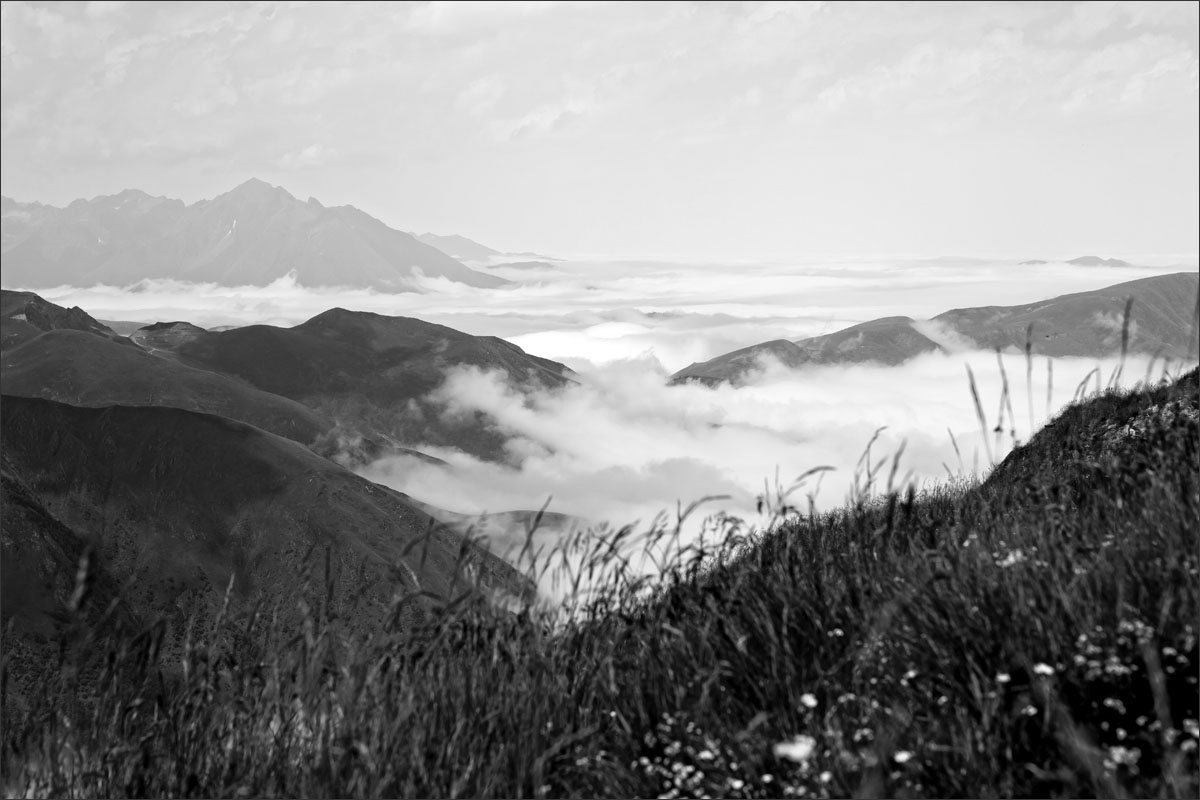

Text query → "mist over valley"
[2,2,1197,797]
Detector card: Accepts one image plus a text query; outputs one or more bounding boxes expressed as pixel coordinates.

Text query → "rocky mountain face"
[673,272,1200,385]
[1,289,118,350]
[0,180,508,291]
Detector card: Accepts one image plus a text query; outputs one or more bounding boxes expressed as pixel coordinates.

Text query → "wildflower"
[800,693,819,709]
[727,778,744,791]
[819,771,832,783]
[1022,705,1038,717]
[894,750,913,764]
[773,734,817,763]
[1033,663,1055,677]
[697,749,715,762]
[997,549,1026,567]
[829,628,845,637]
[1107,746,1140,767]
[996,672,1010,684]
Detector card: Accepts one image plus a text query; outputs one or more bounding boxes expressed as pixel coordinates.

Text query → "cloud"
[276,144,344,171]
[358,349,1178,570]
[25,256,1191,373]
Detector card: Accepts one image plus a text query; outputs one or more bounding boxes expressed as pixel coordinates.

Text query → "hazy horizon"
[3,1,1198,258]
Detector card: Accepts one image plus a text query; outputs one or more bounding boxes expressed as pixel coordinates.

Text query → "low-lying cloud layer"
[24,256,1192,373]
[14,255,1195,594]
[359,349,1175,563]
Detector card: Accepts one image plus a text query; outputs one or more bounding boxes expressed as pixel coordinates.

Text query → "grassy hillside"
[3,370,1197,799]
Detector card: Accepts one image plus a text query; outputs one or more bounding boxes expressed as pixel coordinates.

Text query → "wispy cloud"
[3,1,1195,255]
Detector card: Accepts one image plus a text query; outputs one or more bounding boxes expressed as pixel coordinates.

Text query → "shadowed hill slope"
[0,396,534,631]
[5,368,1196,798]
[1,329,332,445]
[153,307,575,460]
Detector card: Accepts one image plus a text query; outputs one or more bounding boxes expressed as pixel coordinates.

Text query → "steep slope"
[934,271,1198,357]
[1,289,118,350]
[0,396,534,631]
[673,272,1199,385]
[1,450,138,719]
[0,180,507,291]
[1,329,331,445]
[154,307,575,460]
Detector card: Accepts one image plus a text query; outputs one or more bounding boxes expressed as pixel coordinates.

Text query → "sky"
[2,0,1198,258]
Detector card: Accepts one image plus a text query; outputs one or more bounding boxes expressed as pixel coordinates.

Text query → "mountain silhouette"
[0,180,508,291]
[674,272,1200,385]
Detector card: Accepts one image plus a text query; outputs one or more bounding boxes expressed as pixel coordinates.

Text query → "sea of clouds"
[26,255,1195,562]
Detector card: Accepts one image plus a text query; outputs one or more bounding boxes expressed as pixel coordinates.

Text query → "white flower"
[1033,663,1055,677]
[773,734,817,763]
[997,549,1027,567]
[894,750,913,764]
[800,693,819,709]
[1107,746,1140,766]
[996,672,1010,684]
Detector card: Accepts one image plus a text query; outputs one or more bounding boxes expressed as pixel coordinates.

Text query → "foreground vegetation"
[3,370,1198,799]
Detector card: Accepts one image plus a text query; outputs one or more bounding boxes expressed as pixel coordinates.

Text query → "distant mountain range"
[413,232,503,262]
[1018,255,1136,268]
[0,179,508,291]
[673,272,1200,385]
[412,231,556,266]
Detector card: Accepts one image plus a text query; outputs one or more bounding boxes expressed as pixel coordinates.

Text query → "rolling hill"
[150,306,575,461]
[0,180,508,291]
[1,328,332,445]
[674,272,1200,385]
[0,291,574,463]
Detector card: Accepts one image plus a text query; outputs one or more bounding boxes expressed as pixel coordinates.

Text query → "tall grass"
[3,370,1198,799]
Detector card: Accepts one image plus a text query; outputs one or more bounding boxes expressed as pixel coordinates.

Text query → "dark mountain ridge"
[0,291,574,463]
